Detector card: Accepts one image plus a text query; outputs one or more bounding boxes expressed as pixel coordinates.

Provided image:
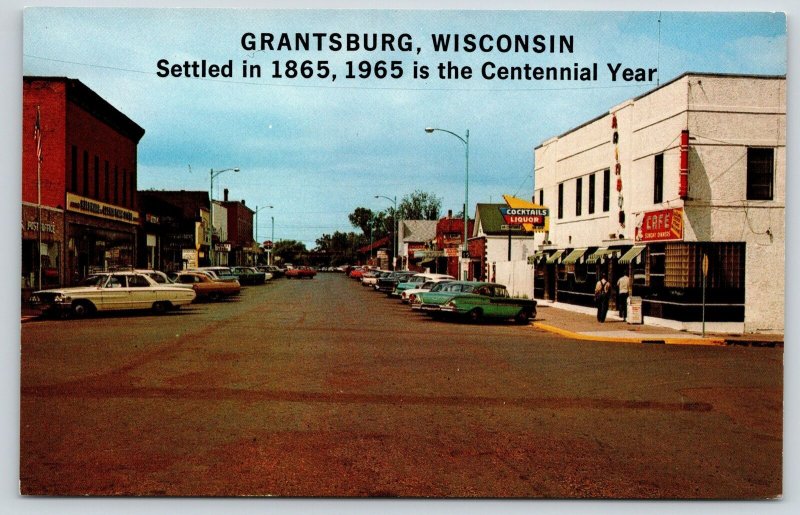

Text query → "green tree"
[272,239,308,265]
[348,207,374,235]
[398,190,442,220]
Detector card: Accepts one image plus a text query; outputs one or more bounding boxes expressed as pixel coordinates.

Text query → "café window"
[747,147,774,200]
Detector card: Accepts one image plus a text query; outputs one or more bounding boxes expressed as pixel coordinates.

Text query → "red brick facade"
[22,77,145,288]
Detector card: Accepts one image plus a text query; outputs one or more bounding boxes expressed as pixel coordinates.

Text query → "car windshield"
[79,275,108,287]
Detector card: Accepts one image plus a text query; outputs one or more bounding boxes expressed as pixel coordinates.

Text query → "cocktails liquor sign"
[499,207,549,231]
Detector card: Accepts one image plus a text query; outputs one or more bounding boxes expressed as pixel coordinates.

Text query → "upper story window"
[602,168,610,212]
[747,147,774,200]
[654,153,664,204]
[588,173,596,215]
[575,177,582,216]
[557,183,564,219]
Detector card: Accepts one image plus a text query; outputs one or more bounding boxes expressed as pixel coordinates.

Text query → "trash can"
[628,296,643,324]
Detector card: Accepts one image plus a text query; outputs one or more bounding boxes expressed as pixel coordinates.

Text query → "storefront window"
[22,241,60,289]
[574,262,588,283]
[647,244,665,288]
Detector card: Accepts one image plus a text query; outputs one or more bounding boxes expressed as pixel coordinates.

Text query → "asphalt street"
[20,272,782,498]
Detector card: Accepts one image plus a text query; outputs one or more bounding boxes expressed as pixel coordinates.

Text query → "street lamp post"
[270,216,275,265]
[254,205,273,265]
[209,167,240,265]
[425,127,470,280]
[375,194,398,270]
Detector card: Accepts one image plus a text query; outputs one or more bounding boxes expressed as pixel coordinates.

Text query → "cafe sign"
[635,208,684,242]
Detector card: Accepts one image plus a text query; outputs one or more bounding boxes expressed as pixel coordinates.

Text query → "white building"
[470,203,537,296]
[211,199,229,265]
[533,73,785,334]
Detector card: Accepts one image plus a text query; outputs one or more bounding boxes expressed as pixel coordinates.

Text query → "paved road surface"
[20,272,782,498]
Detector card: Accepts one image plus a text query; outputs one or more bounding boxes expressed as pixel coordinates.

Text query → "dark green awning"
[586,247,617,264]
[545,249,565,264]
[527,251,546,265]
[618,245,646,264]
[562,248,588,264]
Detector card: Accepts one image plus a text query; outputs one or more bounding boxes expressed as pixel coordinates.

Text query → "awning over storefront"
[618,245,646,264]
[527,251,546,265]
[545,249,565,264]
[562,247,588,264]
[586,247,617,264]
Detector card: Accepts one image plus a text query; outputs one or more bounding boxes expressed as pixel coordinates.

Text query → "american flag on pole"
[34,106,43,163]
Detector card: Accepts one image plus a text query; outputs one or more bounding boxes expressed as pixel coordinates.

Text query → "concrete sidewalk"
[531,301,783,347]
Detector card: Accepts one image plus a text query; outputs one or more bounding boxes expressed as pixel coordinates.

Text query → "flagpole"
[35,106,42,291]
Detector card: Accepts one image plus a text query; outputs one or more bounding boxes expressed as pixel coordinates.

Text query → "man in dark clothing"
[594,273,611,322]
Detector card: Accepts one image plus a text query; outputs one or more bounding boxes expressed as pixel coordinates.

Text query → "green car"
[439,283,537,324]
[412,281,484,312]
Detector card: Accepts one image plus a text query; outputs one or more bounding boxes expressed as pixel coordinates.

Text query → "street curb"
[531,322,727,346]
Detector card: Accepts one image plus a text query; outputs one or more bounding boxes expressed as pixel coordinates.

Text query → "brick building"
[220,189,255,265]
[23,77,145,292]
[137,190,211,271]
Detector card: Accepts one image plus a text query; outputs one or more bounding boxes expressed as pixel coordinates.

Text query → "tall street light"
[209,167,240,265]
[254,205,273,265]
[375,194,398,270]
[270,215,275,265]
[425,127,470,280]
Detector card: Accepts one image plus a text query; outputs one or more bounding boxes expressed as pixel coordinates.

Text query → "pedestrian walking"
[594,273,611,322]
[617,272,630,321]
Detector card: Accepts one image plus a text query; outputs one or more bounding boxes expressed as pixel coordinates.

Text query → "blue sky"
[22,8,786,247]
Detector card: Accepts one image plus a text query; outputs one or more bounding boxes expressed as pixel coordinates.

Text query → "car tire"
[71,300,94,318]
[514,309,530,325]
[468,308,483,323]
[152,301,171,314]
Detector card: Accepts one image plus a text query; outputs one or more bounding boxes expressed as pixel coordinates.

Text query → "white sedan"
[29,271,197,317]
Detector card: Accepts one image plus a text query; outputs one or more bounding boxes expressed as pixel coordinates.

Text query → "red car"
[285,266,317,279]
[349,267,365,279]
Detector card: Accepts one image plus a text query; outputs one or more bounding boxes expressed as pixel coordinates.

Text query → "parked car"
[412,281,484,312]
[393,273,455,297]
[192,266,239,282]
[172,272,241,300]
[257,265,284,279]
[360,269,389,287]
[349,267,366,279]
[376,271,417,294]
[29,271,196,317]
[438,283,537,324]
[400,279,453,304]
[230,266,267,285]
[285,266,317,279]
[134,269,175,285]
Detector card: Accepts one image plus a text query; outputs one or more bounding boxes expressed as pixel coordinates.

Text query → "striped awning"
[586,247,617,264]
[545,249,565,264]
[527,251,546,265]
[618,245,646,264]
[562,247,588,264]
